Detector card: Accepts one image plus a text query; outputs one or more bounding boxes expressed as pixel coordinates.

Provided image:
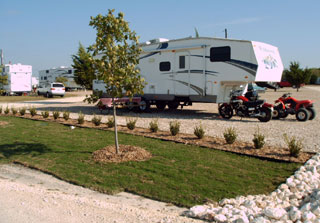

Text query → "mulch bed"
[92,145,152,163]
[2,113,315,163]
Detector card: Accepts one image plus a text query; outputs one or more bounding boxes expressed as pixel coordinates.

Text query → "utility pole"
[0,49,3,66]
[224,29,228,39]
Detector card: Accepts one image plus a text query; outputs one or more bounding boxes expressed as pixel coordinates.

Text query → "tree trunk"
[112,97,119,154]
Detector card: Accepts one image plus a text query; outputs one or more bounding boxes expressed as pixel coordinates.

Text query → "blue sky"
[1,0,319,76]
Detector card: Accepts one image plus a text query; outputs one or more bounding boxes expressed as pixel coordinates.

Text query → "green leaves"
[71,42,96,89]
[88,9,146,99]
[284,61,311,91]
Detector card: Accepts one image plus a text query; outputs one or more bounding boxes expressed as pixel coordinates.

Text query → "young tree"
[89,9,146,153]
[285,61,311,91]
[71,43,96,89]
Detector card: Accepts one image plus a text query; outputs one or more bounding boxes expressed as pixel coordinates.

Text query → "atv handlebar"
[282,93,291,98]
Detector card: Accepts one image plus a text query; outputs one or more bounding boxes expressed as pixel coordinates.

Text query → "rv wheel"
[138,99,150,112]
[156,101,166,111]
[168,101,179,110]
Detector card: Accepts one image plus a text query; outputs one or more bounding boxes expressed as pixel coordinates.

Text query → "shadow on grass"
[0,142,52,159]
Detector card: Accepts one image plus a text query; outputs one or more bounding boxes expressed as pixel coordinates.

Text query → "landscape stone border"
[185,153,320,223]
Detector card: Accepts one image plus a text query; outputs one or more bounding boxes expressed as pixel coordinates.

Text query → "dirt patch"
[0,121,9,127]
[92,145,152,163]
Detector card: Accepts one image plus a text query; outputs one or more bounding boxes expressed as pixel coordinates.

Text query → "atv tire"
[296,108,310,121]
[306,107,316,120]
[272,105,283,119]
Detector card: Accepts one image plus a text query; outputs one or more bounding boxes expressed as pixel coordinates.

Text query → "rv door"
[174,51,190,95]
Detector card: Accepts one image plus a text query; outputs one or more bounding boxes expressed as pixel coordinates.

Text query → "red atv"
[272,93,316,121]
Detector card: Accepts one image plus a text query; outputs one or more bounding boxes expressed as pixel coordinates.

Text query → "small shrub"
[63,111,70,121]
[0,106,2,114]
[29,107,37,116]
[194,123,205,139]
[252,127,265,149]
[11,107,17,115]
[126,117,137,130]
[41,111,49,118]
[92,114,102,126]
[169,120,180,136]
[283,133,302,157]
[149,119,159,133]
[53,111,60,120]
[78,112,85,124]
[106,117,115,128]
[4,106,10,115]
[19,107,26,116]
[224,127,237,144]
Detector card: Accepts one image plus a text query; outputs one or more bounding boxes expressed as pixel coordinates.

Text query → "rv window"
[46,70,49,73]
[159,62,171,71]
[44,77,47,80]
[68,70,72,74]
[179,56,185,69]
[210,46,231,62]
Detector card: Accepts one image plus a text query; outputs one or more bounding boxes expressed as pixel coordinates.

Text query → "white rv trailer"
[93,37,284,111]
[1,63,32,95]
[39,67,82,90]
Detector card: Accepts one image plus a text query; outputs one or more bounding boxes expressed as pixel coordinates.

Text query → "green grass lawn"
[0,116,301,207]
[0,92,78,103]
[0,95,50,102]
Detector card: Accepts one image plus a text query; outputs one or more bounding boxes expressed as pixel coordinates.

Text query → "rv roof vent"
[149,38,169,44]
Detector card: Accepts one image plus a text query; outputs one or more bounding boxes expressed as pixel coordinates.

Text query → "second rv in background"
[38,66,83,91]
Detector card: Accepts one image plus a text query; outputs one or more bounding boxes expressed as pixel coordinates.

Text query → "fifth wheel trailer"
[39,67,82,91]
[93,37,284,111]
[1,63,32,95]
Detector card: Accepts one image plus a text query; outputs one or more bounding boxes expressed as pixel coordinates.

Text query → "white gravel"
[186,152,320,223]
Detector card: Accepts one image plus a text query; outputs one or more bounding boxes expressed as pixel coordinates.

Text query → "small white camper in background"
[39,66,82,91]
[1,63,32,95]
[93,37,284,111]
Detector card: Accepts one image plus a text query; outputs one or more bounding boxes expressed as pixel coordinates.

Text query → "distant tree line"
[281,61,319,91]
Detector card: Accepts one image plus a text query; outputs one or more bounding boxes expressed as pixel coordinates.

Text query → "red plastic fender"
[296,100,314,109]
[274,100,285,109]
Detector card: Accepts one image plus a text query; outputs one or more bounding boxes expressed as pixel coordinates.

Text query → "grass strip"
[0,116,301,207]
